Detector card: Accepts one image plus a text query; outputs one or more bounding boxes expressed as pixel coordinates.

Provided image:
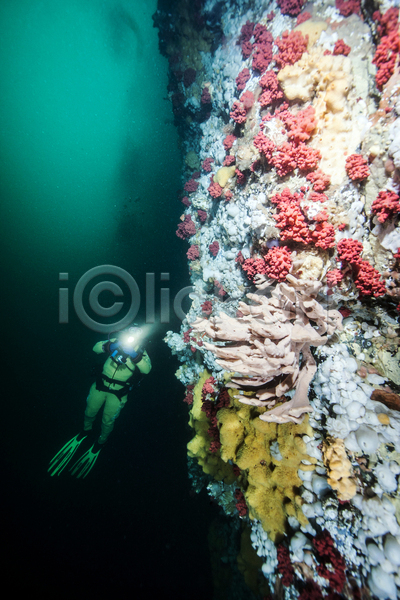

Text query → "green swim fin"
[69,440,103,479]
[48,431,89,476]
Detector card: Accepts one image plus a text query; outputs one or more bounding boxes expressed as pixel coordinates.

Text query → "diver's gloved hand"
[48,430,91,477]
[69,439,104,479]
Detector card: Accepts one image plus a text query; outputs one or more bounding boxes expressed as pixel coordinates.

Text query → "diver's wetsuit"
[84,340,152,443]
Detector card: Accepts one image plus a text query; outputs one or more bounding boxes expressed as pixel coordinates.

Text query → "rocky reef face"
[156,1,400,598]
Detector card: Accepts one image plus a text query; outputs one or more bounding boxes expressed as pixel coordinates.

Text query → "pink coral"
[258,70,284,106]
[345,154,370,181]
[296,144,321,171]
[202,157,214,172]
[337,238,363,264]
[241,257,268,280]
[209,241,220,256]
[201,86,211,104]
[271,188,310,243]
[234,489,248,516]
[240,90,255,109]
[333,39,351,56]
[253,131,275,161]
[184,179,199,193]
[282,106,317,144]
[264,246,292,281]
[326,269,344,287]
[176,214,196,239]
[335,0,360,17]
[277,545,294,586]
[208,178,223,198]
[183,384,194,405]
[275,30,309,70]
[371,190,400,222]
[197,209,208,223]
[223,155,235,166]
[354,260,387,297]
[309,221,336,249]
[251,24,273,73]
[235,68,251,92]
[223,134,237,150]
[187,244,200,260]
[296,11,312,25]
[372,9,400,89]
[306,169,330,192]
[230,100,248,124]
[277,0,305,16]
[271,142,298,176]
[201,300,213,315]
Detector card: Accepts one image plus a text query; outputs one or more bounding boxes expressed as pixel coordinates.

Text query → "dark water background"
[0,1,215,597]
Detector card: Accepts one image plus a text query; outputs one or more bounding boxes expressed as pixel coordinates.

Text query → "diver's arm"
[135,351,152,374]
[93,339,117,354]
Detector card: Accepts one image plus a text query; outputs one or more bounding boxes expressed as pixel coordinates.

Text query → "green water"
[0,0,181,270]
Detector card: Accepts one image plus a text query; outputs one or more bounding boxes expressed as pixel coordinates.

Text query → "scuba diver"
[48,325,151,478]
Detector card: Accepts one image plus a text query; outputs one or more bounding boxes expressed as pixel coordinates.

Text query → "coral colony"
[155,0,400,597]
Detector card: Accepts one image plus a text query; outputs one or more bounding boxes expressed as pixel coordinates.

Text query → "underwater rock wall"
[155,1,400,598]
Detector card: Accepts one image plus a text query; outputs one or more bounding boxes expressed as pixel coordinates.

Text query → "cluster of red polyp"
[372,7,400,90]
[240,246,292,282]
[327,238,387,298]
[234,489,248,516]
[201,386,230,453]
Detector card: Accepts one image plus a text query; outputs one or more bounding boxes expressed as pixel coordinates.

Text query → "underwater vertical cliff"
[155,1,400,598]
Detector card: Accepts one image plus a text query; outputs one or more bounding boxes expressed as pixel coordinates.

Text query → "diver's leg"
[98,393,127,443]
[84,383,106,432]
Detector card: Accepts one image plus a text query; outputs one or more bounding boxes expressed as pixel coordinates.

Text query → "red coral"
[333,39,351,56]
[353,260,386,297]
[208,177,223,198]
[259,70,284,106]
[309,192,328,202]
[241,257,268,280]
[282,106,317,144]
[345,154,370,181]
[223,134,237,151]
[183,384,194,405]
[201,86,211,104]
[277,545,294,586]
[313,530,346,593]
[296,11,312,25]
[306,169,330,192]
[326,269,344,287]
[209,241,220,256]
[184,179,199,193]
[271,142,298,177]
[234,489,248,516]
[309,221,336,249]
[235,168,246,185]
[214,280,227,297]
[182,196,191,207]
[201,300,213,315]
[253,131,275,161]
[372,12,400,91]
[252,47,273,73]
[337,238,363,264]
[238,20,254,46]
[197,209,208,223]
[223,155,235,166]
[296,144,321,171]
[202,376,216,397]
[236,67,251,92]
[224,189,233,202]
[371,190,400,222]
[277,0,305,17]
[176,214,196,239]
[230,100,248,124]
[240,90,255,109]
[335,0,360,17]
[299,580,323,600]
[183,328,193,343]
[202,157,214,172]
[275,30,309,70]
[187,244,200,260]
[264,246,292,281]
[241,40,253,59]
[271,188,310,243]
